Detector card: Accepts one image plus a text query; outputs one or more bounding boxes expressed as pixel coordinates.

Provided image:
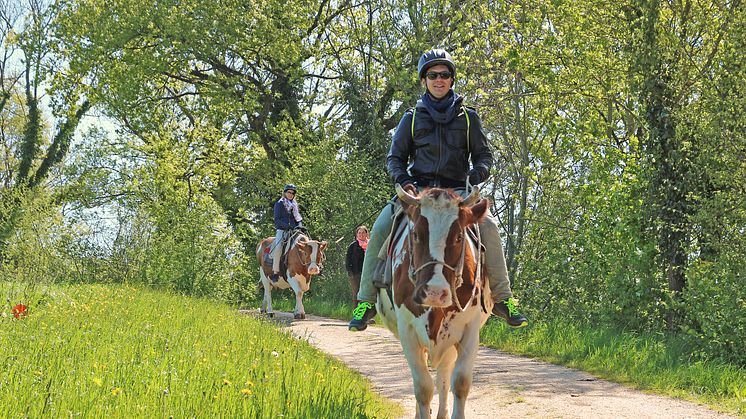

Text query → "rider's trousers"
[271,229,285,273]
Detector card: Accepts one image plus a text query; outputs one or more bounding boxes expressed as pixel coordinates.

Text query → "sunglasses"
[425,71,453,80]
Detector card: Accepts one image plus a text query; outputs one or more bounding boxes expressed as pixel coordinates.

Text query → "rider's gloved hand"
[467,167,488,185]
[396,174,414,188]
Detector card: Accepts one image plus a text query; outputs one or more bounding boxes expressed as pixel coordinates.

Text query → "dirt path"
[245,310,737,419]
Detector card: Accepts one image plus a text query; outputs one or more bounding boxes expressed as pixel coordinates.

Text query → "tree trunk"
[635,0,692,331]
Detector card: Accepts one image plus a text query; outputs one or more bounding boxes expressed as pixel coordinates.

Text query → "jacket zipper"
[436,122,442,179]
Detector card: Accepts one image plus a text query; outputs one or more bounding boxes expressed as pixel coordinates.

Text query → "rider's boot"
[348,301,377,331]
[492,297,528,328]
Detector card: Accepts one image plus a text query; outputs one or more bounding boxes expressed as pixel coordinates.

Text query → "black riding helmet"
[417,49,456,80]
[283,184,297,192]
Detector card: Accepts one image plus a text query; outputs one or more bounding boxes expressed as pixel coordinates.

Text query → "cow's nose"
[308,266,320,275]
[414,284,451,307]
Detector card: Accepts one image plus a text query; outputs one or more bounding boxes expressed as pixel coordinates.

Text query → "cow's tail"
[257,266,265,285]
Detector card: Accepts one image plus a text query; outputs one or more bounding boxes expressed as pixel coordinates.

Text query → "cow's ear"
[296,242,307,251]
[467,198,490,224]
[319,241,328,251]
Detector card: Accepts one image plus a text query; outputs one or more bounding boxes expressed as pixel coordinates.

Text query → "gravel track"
[243,310,737,419]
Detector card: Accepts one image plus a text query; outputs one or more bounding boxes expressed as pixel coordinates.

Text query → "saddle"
[263,229,305,274]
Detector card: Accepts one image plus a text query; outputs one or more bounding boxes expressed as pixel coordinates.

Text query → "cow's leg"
[435,347,457,419]
[288,275,306,319]
[450,324,480,419]
[400,328,433,419]
[259,269,274,317]
[258,269,267,313]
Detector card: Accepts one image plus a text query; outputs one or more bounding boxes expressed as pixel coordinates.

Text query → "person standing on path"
[346,225,369,307]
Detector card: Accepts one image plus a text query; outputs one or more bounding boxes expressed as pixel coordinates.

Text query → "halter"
[405,214,482,312]
[290,231,325,268]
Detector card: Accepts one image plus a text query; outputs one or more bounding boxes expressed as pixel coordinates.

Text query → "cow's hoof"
[294,313,305,320]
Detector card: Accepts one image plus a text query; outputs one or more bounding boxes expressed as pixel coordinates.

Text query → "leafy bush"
[682,259,746,366]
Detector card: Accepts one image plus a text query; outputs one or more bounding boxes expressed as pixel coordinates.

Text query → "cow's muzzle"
[308,264,320,275]
[413,282,452,307]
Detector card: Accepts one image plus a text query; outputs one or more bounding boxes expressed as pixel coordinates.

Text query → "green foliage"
[0,187,81,284]
[104,129,255,304]
[0,0,90,258]
[683,257,746,366]
[0,283,400,418]
[673,4,746,366]
[518,178,666,332]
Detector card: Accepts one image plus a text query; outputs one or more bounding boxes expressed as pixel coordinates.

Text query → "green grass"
[0,282,401,418]
[286,291,745,416]
[479,319,746,416]
[268,296,354,321]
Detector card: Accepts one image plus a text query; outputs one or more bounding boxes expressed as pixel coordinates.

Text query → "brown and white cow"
[256,231,327,319]
[377,184,493,419]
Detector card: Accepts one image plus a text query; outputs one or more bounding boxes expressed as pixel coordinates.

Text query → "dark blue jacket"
[274,200,301,230]
[387,97,493,188]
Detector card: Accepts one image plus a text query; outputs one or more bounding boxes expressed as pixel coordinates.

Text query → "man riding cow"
[348,48,528,331]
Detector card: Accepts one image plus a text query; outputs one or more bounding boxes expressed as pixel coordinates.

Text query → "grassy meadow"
[0,283,401,418]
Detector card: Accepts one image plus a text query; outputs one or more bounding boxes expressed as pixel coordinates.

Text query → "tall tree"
[629,0,742,328]
[0,0,90,257]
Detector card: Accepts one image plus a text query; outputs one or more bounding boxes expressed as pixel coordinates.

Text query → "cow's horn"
[460,186,480,206]
[395,183,420,206]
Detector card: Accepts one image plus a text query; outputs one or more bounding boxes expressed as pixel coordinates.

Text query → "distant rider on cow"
[271,183,303,282]
[348,48,528,330]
